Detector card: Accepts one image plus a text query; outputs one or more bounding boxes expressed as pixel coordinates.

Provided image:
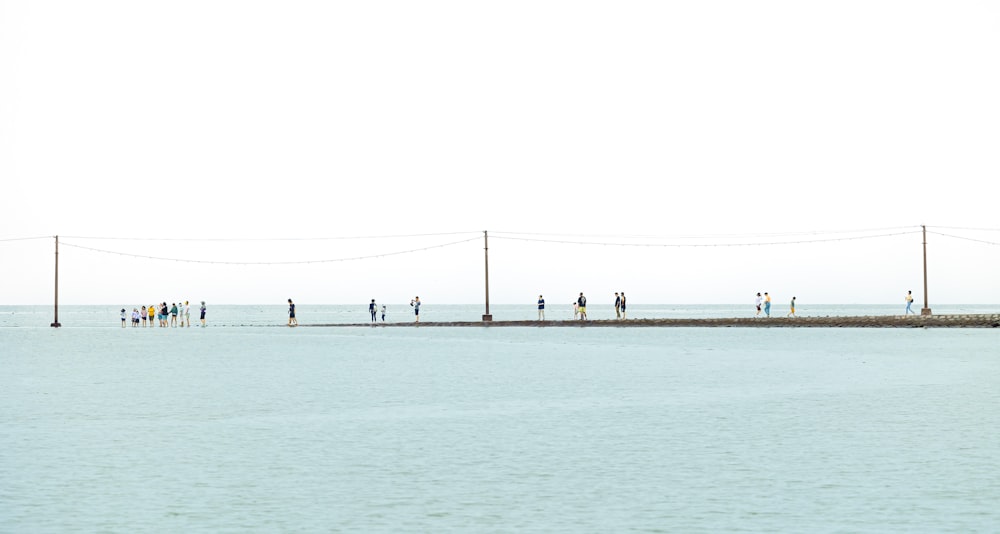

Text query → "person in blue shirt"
[410,296,421,322]
[537,295,545,321]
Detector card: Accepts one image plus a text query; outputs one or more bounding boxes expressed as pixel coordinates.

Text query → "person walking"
[754,293,763,317]
[380,304,386,322]
[410,296,421,322]
[614,292,621,319]
[288,299,298,326]
[905,290,915,314]
[620,292,627,320]
[369,299,378,323]
[537,295,545,321]
[787,296,797,317]
[764,292,772,317]
[577,292,587,321]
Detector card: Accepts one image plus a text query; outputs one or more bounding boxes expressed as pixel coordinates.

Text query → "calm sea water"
[2,307,999,532]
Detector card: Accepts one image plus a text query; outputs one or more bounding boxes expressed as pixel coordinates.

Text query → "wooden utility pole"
[482,230,492,322]
[921,225,931,316]
[51,235,61,327]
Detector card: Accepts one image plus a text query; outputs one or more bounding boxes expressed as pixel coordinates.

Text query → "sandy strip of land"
[307,314,1000,328]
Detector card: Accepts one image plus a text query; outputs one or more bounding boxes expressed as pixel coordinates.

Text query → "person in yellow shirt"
[764,292,772,317]
[905,290,915,314]
[148,304,155,326]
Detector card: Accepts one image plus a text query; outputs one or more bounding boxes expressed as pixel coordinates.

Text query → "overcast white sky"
[2,1,998,306]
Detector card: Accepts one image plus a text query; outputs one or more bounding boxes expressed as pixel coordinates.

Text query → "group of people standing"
[286,297,416,325]
[366,297,418,323]
[754,292,797,317]
[120,301,207,328]
[534,292,627,321]
[119,292,925,327]
[368,299,388,323]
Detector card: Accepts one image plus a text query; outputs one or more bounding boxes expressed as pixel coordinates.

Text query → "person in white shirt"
[183,301,191,327]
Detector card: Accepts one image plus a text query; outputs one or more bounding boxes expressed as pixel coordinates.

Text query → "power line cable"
[931,226,1000,233]
[0,235,53,242]
[60,231,480,242]
[491,225,919,240]
[928,231,1000,246]
[59,237,481,265]
[491,230,921,248]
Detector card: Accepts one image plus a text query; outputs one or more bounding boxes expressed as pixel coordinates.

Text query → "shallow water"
[2,321,999,531]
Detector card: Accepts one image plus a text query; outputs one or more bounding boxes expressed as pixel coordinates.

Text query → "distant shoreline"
[309,314,1000,328]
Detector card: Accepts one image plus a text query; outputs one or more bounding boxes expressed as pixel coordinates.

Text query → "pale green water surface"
[2,321,999,532]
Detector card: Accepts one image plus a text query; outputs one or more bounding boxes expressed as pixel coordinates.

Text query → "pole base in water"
[921,308,932,316]
[50,322,61,328]
[482,314,493,322]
